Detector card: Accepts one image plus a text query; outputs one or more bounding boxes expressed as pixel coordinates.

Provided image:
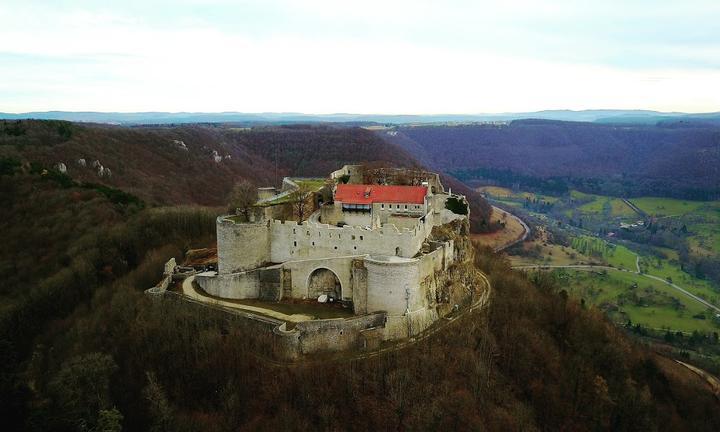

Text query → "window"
[293,228,296,234]
[293,241,297,247]
[351,235,356,240]
[306,231,310,236]
[312,241,315,246]
[334,246,338,250]
[381,203,384,209]
[354,246,357,250]
[360,235,364,240]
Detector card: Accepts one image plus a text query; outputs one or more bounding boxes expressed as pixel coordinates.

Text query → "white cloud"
[1,0,719,112]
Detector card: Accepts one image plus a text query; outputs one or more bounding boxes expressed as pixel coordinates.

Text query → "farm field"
[510,228,599,267]
[478,186,559,204]
[570,236,637,270]
[639,255,720,306]
[556,269,720,333]
[629,197,711,217]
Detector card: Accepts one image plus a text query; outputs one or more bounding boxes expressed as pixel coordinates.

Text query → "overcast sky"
[2,0,720,114]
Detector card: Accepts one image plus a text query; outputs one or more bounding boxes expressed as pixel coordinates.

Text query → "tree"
[227,180,257,218]
[48,352,118,430]
[290,184,314,222]
[143,372,175,432]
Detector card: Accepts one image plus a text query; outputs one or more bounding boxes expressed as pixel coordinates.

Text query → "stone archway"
[307,268,342,299]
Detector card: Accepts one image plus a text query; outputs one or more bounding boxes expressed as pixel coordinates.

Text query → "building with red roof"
[334,184,428,205]
[323,183,430,228]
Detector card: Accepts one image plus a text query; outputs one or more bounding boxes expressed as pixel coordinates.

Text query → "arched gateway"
[307,268,342,299]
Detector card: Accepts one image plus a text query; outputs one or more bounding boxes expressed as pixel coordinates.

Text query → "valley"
[474,185,720,371]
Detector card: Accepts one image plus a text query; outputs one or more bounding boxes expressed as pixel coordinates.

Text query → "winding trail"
[492,205,530,253]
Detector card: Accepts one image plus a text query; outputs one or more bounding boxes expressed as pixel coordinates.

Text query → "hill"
[1,120,719,430]
[386,120,720,200]
[3,109,720,125]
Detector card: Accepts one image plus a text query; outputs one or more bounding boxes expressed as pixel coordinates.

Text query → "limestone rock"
[55,162,67,174]
[77,158,86,167]
[317,294,328,303]
[212,150,222,163]
[172,139,188,151]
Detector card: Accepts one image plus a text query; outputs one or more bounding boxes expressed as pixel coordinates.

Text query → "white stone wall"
[268,219,426,262]
[217,217,270,274]
[196,270,261,299]
[364,256,421,316]
[282,256,358,300]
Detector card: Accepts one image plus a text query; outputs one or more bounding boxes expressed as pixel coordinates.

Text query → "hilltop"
[1,120,719,430]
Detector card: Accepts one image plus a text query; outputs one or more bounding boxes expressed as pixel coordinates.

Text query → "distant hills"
[2,109,720,125]
[383,120,720,200]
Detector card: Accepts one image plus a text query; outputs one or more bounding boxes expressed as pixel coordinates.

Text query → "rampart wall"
[217,218,269,273]
[269,218,429,262]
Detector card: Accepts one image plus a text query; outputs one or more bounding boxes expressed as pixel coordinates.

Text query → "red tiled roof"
[335,184,427,205]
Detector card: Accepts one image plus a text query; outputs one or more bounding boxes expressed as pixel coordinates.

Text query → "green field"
[293,178,327,191]
[558,269,719,333]
[576,196,636,218]
[630,197,709,217]
[570,236,637,270]
[639,256,720,306]
[479,186,558,205]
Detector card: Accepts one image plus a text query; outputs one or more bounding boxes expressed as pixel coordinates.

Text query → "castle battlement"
[204,165,472,345]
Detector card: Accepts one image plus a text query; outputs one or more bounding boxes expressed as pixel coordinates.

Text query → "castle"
[181,165,484,355]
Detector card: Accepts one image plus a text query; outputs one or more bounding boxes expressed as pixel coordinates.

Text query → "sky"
[1,0,720,114]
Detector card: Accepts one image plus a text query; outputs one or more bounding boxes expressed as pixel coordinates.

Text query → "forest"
[389,120,720,200]
[2,120,720,430]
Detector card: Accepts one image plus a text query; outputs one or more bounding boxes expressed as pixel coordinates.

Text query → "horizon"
[2,1,720,113]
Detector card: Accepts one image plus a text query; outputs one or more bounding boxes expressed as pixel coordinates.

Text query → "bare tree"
[227,180,257,218]
[290,184,314,222]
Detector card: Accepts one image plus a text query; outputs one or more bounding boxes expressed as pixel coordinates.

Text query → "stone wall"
[294,312,387,354]
[196,264,284,300]
[217,217,270,273]
[282,256,358,300]
[268,219,427,262]
[364,256,421,316]
[351,259,368,314]
[196,269,261,299]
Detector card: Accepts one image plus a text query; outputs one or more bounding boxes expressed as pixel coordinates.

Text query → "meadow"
[570,236,637,270]
[557,269,719,333]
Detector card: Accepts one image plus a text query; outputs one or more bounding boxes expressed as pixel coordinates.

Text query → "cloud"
[1,0,719,112]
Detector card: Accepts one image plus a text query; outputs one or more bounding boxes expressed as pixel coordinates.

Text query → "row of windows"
[292,240,359,251]
[380,203,422,210]
[293,228,363,241]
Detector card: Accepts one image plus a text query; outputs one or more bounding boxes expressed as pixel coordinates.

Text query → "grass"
[293,178,326,191]
[574,195,636,219]
[570,236,637,270]
[557,269,719,333]
[478,186,559,204]
[630,197,708,217]
[639,256,720,306]
[471,206,526,250]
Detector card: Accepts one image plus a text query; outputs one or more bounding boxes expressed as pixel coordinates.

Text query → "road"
[492,205,531,253]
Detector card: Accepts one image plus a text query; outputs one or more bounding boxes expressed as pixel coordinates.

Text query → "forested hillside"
[3,120,719,430]
[387,120,720,200]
